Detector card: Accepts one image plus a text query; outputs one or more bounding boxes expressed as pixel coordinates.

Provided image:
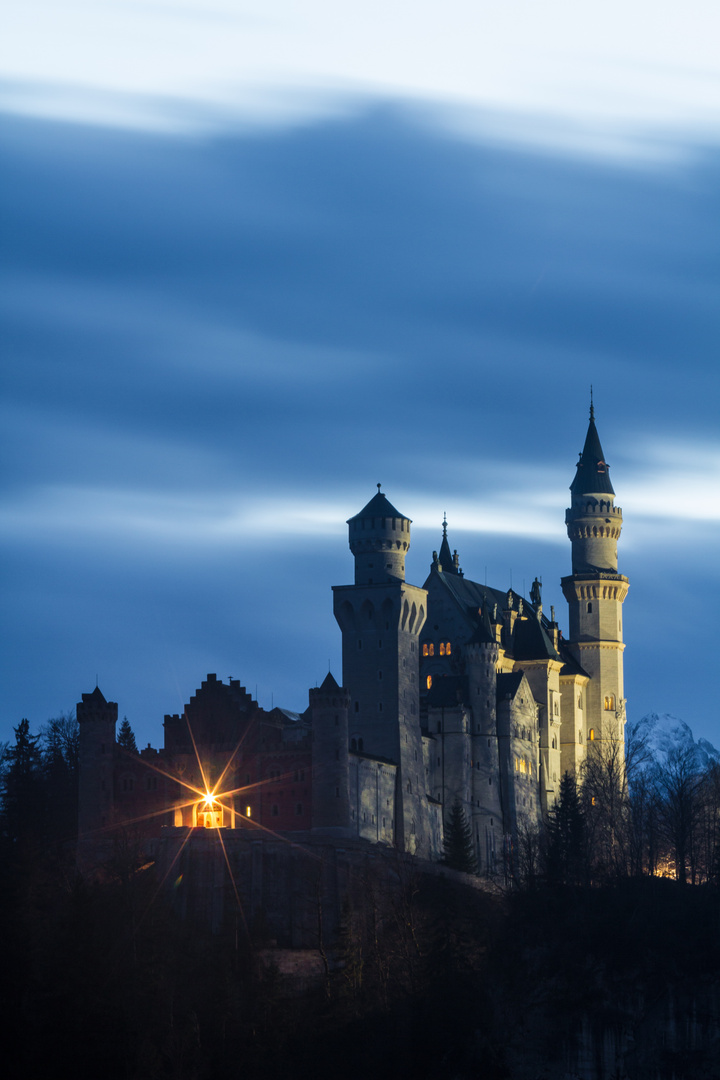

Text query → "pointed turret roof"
[319,671,341,692]
[570,400,615,496]
[436,513,461,575]
[348,486,407,523]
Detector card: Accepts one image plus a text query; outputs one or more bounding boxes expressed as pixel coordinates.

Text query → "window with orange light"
[426,675,432,689]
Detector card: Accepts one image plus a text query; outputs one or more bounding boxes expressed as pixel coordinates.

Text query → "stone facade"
[77,409,627,875]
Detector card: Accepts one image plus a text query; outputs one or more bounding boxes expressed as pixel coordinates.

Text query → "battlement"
[568,498,622,517]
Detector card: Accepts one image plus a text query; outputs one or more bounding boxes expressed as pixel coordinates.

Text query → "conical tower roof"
[348,486,407,524]
[570,402,615,496]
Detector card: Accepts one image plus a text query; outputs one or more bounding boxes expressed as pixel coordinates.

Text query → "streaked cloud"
[3,0,720,154]
[1,96,718,749]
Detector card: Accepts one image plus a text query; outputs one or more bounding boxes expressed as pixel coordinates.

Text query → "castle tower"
[333,487,429,854]
[466,622,503,874]
[310,672,351,835]
[561,403,629,748]
[77,686,118,840]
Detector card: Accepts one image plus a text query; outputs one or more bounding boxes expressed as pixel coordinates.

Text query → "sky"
[2,1,719,751]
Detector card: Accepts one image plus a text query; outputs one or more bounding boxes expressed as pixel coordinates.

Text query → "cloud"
[1,105,719,750]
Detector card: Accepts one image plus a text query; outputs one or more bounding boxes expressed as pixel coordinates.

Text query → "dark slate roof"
[497,671,524,701]
[512,611,560,662]
[468,603,495,645]
[348,489,407,523]
[558,648,590,679]
[424,566,561,662]
[87,686,107,703]
[570,412,615,496]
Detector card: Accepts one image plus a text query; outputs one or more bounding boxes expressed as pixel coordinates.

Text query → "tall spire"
[570,399,614,497]
[436,513,461,575]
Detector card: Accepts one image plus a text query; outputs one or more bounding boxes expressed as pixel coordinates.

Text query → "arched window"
[426,675,432,689]
[589,728,595,741]
[439,642,445,656]
[604,695,616,711]
[587,602,593,614]
[422,643,429,656]
[445,641,452,656]
[429,643,435,656]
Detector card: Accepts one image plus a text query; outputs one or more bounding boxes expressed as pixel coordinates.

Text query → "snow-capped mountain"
[628,713,720,772]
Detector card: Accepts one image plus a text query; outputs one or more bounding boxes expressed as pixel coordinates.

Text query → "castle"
[77,406,628,873]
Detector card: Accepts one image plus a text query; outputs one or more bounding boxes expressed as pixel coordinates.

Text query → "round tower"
[466,626,503,872]
[565,400,623,574]
[310,672,351,835]
[348,484,411,585]
[77,685,118,840]
[561,402,629,748]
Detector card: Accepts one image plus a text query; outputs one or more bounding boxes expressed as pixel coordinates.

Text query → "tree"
[655,745,704,885]
[443,800,477,873]
[1,718,44,853]
[582,733,631,878]
[545,772,588,886]
[41,712,79,847]
[117,717,138,755]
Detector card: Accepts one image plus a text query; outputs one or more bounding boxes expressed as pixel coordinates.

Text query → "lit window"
[604,695,616,711]
[439,642,445,656]
[429,643,435,656]
[422,643,429,656]
[446,641,452,655]
[426,675,432,689]
[589,728,595,741]
[246,805,252,817]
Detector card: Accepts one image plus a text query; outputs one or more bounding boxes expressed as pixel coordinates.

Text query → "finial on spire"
[442,511,447,538]
[590,385,595,421]
[377,482,382,492]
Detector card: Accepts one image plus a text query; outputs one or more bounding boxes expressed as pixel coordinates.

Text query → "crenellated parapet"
[347,486,411,585]
[562,576,630,605]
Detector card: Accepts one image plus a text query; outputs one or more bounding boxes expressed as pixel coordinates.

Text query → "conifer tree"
[443,799,477,873]
[545,772,588,886]
[1,718,44,852]
[117,717,138,754]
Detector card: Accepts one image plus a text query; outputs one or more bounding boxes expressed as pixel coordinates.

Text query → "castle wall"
[560,674,590,778]
[348,754,396,845]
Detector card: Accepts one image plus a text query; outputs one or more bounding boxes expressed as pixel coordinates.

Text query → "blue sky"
[1,2,719,749]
